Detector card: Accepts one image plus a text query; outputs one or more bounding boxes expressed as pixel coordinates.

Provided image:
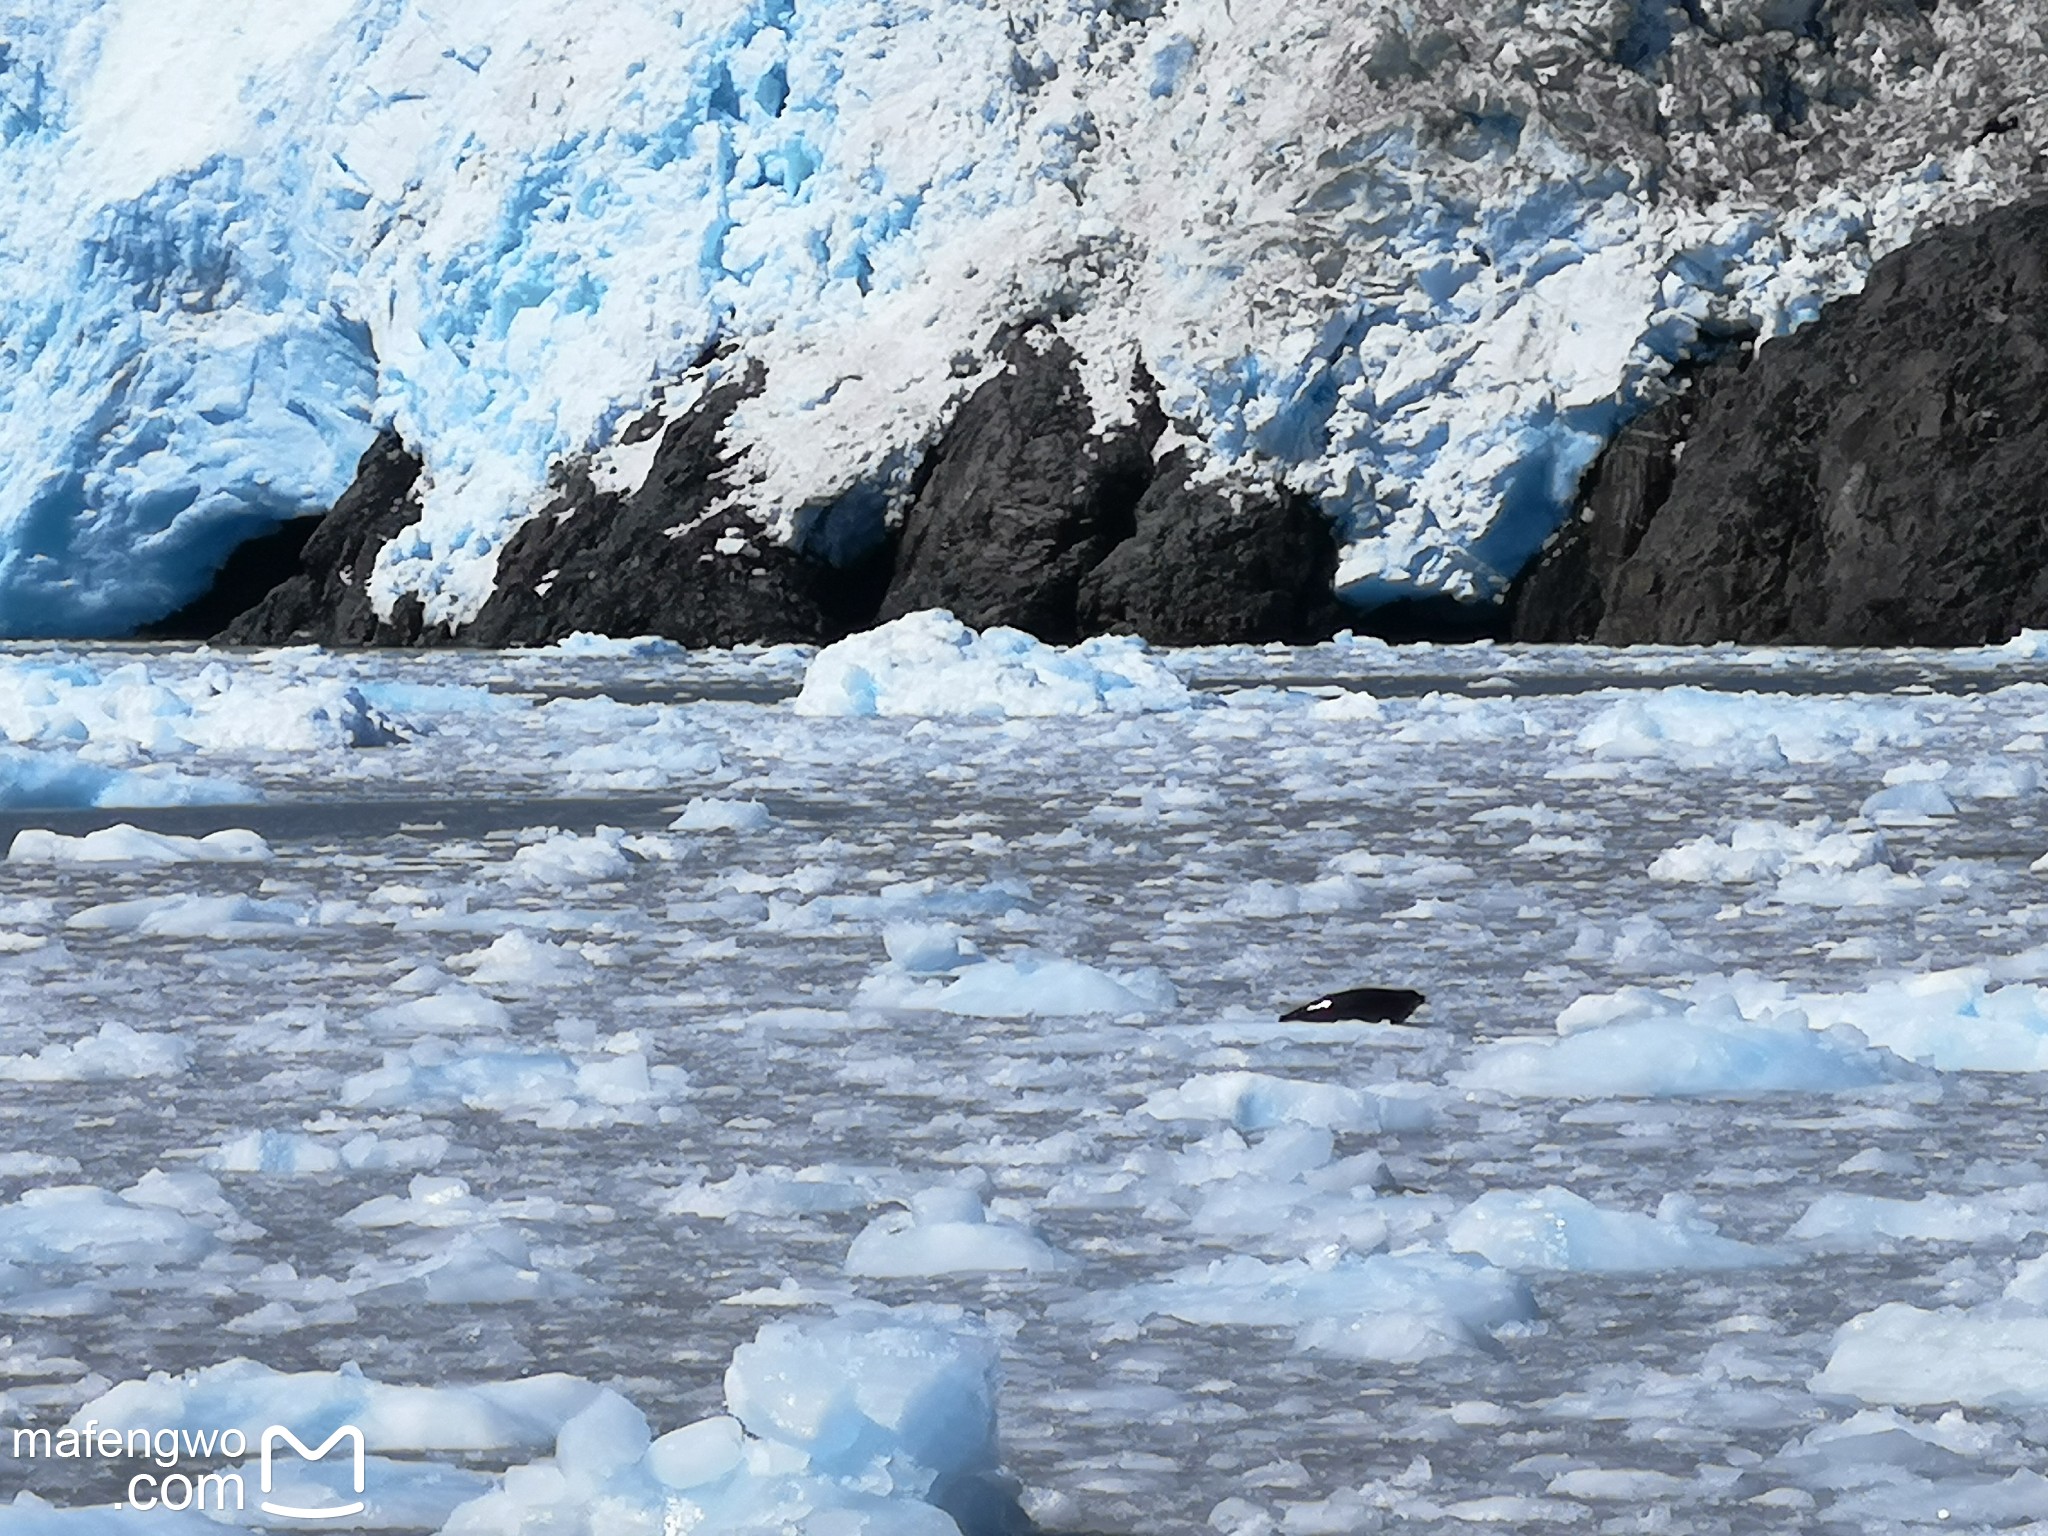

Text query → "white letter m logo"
[259,1424,367,1520]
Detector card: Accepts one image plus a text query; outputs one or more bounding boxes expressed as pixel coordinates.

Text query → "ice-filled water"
[10,627,2048,1530]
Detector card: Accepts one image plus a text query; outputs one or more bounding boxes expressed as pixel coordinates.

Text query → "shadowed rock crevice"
[217,431,428,646]
[1510,196,2048,646]
[142,515,322,641]
[1076,452,1345,644]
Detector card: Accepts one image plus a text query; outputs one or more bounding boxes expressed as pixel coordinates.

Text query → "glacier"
[1,0,2044,635]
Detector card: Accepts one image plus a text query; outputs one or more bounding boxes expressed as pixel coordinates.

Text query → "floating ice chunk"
[882,921,973,974]
[931,954,1175,1018]
[349,1224,587,1306]
[663,1164,875,1219]
[366,985,518,1034]
[64,893,309,939]
[7,824,271,865]
[209,1129,447,1179]
[1219,873,1368,918]
[1574,691,1928,769]
[668,797,772,833]
[0,1184,218,1272]
[1565,913,1713,970]
[205,1130,342,1176]
[722,1307,1003,1489]
[1648,818,1890,884]
[543,633,682,657]
[1812,1301,2048,1409]
[0,749,254,809]
[339,1038,686,1129]
[795,610,1191,718]
[644,1414,746,1489]
[1147,1126,1394,1253]
[1447,1187,1782,1272]
[0,1022,189,1082]
[447,931,597,988]
[1139,1072,1434,1134]
[1860,780,1957,824]
[0,1154,81,1178]
[1455,1016,1896,1098]
[1802,969,2048,1073]
[560,725,723,791]
[845,1183,1073,1277]
[440,1307,1009,1535]
[1096,1251,1535,1362]
[1789,1184,2048,1250]
[77,1360,606,1453]
[505,828,632,889]
[864,949,1175,1018]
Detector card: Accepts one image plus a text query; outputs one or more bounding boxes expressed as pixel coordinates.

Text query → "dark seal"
[1279,987,1425,1024]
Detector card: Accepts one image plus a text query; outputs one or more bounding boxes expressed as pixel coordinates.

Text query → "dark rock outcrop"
[878,335,1159,641]
[880,333,1342,644]
[1510,198,2048,646]
[220,337,1347,651]
[462,367,839,648]
[1507,352,1747,642]
[218,431,428,645]
[1076,453,1343,644]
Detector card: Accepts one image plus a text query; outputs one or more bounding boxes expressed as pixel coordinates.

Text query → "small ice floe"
[1572,690,1929,770]
[668,796,772,832]
[844,1180,1073,1278]
[662,1163,876,1220]
[1789,1183,2048,1251]
[0,747,254,809]
[1138,1071,1435,1135]
[859,945,1176,1019]
[0,1021,189,1082]
[365,984,516,1034]
[64,893,310,940]
[340,1177,592,1306]
[1091,1250,1535,1363]
[559,718,724,790]
[76,1358,607,1455]
[1142,1125,1396,1254]
[446,930,601,988]
[7,824,271,865]
[1453,978,1905,1098]
[339,1035,686,1129]
[794,609,1191,717]
[204,1128,449,1177]
[1860,779,1957,825]
[1447,1187,1783,1272]
[440,1307,1012,1533]
[882,920,973,974]
[542,632,681,656]
[1812,1258,2048,1410]
[504,827,634,888]
[1648,817,1891,885]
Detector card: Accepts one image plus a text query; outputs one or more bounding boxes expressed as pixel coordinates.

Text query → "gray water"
[4,641,2048,1532]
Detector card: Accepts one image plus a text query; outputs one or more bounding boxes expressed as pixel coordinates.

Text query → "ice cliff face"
[2,0,2044,636]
